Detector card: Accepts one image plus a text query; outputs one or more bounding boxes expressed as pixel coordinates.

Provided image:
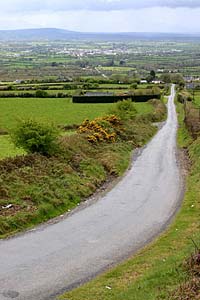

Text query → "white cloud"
[0,1,199,33]
[0,7,199,33]
[1,0,200,13]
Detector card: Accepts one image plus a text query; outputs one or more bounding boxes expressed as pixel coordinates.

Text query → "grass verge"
[0,135,25,159]
[59,103,200,300]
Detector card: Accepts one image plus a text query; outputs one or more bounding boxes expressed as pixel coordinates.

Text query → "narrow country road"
[0,84,182,300]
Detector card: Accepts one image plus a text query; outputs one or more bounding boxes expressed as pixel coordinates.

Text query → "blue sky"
[0,0,199,33]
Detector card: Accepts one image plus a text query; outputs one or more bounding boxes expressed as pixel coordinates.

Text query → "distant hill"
[0,28,199,41]
[0,28,81,40]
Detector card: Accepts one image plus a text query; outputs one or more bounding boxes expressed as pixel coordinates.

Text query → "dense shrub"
[177,91,192,103]
[35,90,49,98]
[130,83,138,89]
[114,99,137,120]
[78,115,122,143]
[147,99,167,122]
[11,119,59,156]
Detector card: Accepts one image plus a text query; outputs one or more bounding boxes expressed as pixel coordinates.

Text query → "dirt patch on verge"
[177,147,191,178]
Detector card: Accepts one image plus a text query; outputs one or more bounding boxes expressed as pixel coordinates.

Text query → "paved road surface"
[0,85,182,300]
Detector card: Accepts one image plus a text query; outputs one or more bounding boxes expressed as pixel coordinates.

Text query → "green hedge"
[0,92,71,98]
[73,94,160,103]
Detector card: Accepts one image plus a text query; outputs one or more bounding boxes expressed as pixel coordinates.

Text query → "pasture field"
[90,84,130,89]
[134,102,154,115]
[0,98,115,130]
[100,66,135,72]
[0,98,153,131]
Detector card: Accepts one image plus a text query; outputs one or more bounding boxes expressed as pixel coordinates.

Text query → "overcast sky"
[0,0,199,33]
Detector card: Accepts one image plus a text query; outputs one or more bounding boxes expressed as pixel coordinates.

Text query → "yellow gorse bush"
[78,115,122,143]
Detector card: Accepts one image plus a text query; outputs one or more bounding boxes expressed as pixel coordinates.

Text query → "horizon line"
[0,27,199,35]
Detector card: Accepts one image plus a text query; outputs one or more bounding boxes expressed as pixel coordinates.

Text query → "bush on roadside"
[78,115,122,143]
[110,99,137,120]
[147,99,167,122]
[11,119,59,156]
[177,91,192,103]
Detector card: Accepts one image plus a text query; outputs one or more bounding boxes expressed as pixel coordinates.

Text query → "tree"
[7,85,14,91]
[171,73,185,85]
[150,70,156,79]
[146,75,153,83]
[51,62,58,67]
[146,70,156,83]
[130,83,138,89]
[160,73,171,83]
[119,60,126,66]
[115,99,137,120]
[35,90,49,98]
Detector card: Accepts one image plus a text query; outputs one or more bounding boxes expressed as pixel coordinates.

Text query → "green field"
[134,102,153,115]
[100,66,135,72]
[0,98,115,130]
[0,98,153,131]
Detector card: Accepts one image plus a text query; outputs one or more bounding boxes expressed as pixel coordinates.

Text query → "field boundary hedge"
[73,94,161,103]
